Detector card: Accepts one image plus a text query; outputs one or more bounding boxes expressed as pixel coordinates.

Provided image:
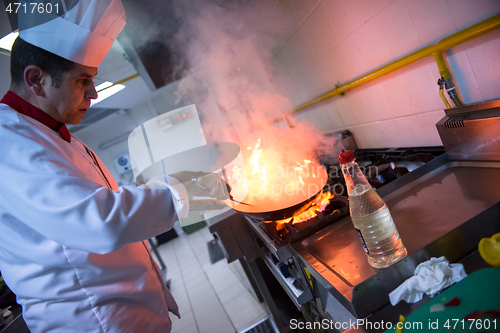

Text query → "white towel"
[389,256,467,306]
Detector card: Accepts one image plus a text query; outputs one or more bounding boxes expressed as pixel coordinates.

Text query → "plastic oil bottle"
[338,150,407,268]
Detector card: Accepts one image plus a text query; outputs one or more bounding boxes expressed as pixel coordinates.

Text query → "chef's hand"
[170,171,230,200]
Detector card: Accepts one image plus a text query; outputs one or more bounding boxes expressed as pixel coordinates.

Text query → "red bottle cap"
[337,149,355,165]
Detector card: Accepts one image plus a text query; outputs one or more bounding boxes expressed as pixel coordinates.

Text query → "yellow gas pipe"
[433,52,451,80]
[438,85,452,109]
[433,52,453,109]
[288,13,500,115]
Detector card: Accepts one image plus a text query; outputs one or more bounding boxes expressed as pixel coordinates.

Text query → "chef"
[0,0,227,332]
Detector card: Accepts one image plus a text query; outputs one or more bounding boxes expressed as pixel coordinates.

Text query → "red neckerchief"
[0,90,71,142]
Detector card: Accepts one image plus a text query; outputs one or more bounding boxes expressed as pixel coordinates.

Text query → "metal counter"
[205,152,500,332]
[290,153,500,328]
[205,101,500,332]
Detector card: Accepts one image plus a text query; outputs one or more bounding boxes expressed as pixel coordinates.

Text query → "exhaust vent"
[436,100,500,160]
[444,113,470,129]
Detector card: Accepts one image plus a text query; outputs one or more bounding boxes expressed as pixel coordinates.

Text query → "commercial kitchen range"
[205,100,500,333]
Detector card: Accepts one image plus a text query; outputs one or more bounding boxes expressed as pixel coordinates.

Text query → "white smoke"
[171,0,333,202]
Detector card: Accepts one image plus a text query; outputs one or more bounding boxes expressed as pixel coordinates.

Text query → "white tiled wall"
[274,0,500,148]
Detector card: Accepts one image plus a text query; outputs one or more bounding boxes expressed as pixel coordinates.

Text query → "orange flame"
[273,191,334,229]
[226,138,322,205]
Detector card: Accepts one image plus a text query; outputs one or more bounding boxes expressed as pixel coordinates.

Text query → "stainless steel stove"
[206,100,500,333]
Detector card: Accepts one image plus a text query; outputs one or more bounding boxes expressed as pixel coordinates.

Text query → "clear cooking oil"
[338,150,407,268]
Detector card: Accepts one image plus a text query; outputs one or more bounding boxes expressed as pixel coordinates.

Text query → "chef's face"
[43,64,98,124]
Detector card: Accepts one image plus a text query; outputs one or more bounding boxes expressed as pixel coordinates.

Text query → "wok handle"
[188,199,228,211]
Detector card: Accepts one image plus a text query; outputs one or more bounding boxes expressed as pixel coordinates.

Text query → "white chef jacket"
[0,102,186,333]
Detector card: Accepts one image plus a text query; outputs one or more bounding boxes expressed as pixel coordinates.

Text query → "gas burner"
[258,196,349,245]
[251,147,445,249]
[322,146,445,190]
[354,147,444,166]
[366,163,409,189]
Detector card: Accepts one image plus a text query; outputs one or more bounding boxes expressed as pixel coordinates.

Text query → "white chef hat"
[18,0,126,67]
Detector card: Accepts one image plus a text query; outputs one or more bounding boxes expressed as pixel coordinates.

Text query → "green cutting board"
[385,268,500,332]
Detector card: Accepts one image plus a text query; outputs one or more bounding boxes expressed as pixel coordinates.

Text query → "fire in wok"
[225,138,329,221]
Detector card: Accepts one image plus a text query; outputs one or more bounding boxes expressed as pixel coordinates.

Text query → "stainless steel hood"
[117,0,189,91]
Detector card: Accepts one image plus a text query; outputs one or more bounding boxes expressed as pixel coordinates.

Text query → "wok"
[134,140,332,221]
[229,166,329,222]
